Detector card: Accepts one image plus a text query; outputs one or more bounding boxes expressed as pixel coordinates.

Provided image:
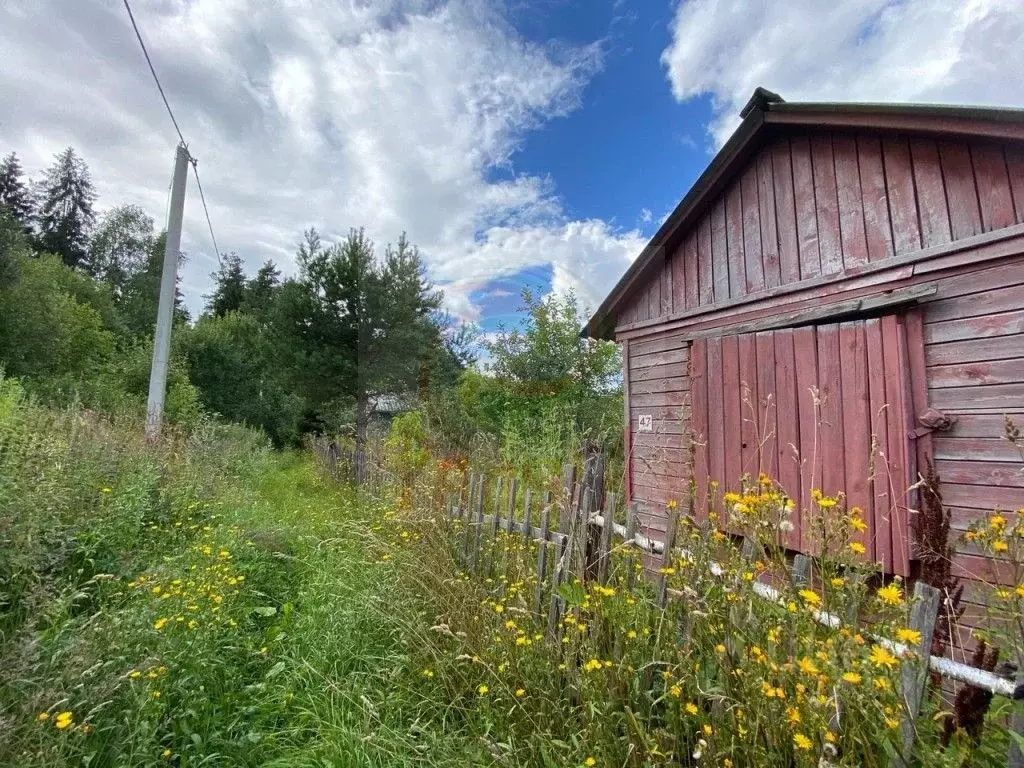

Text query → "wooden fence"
[314,441,1024,767]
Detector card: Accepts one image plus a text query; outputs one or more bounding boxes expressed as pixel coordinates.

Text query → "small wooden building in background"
[585,88,1024,645]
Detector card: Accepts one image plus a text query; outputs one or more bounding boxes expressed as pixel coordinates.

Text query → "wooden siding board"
[857,135,895,262]
[711,198,731,303]
[630,335,689,357]
[910,138,953,248]
[691,339,710,519]
[661,256,674,317]
[793,326,819,553]
[938,141,983,240]
[758,150,782,289]
[928,358,1024,388]
[722,335,742,495]
[924,309,1024,343]
[833,134,870,271]
[944,412,1024,439]
[773,328,802,549]
[706,336,727,499]
[1007,147,1024,222]
[927,335,1024,366]
[669,245,683,315]
[630,348,689,369]
[928,383,1024,410]
[971,143,1015,232]
[926,282,1024,323]
[647,272,662,321]
[882,313,912,576]
[771,138,802,284]
[738,332,761,483]
[882,137,922,254]
[741,166,766,293]
[623,338,632,506]
[839,321,873,558]
[811,134,843,274]
[791,135,822,279]
[934,460,1024,488]
[726,183,747,300]
[816,323,846,498]
[935,436,1023,462]
[697,216,715,306]
[865,318,893,572]
[630,377,690,396]
[755,330,778,482]
[683,232,700,310]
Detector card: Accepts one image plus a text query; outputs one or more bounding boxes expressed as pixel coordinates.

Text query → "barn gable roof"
[584,87,1024,340]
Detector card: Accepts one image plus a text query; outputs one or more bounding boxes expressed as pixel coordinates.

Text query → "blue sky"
[1,0,1021,342]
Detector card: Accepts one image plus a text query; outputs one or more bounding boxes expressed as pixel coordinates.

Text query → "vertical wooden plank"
[484,477,504,576]
[791,135,821,279]
[463,472,479,565]
[865,318,893,573]
[622,339,632,508]
[773,328,801,549]
[816,324,846,500]
[577,486,594,581]
[971,143,1016,232]
[697,215,715,305]
[834,134,869,271]
[881,314,911,576]
[470,474,487,574]
[706,336,727,499]
[772,138,801,285]
[839,321,872,560]
[521,488,534,541]
[597,491,616,584]
[911,138,953,248]
[741,166,765,293]
[661,254,673,317]
[811,134,843,274]
[647,275,661,321]
[722,335,742,499]
[671,243,686,313]
[938,141,982,240]
[793,327,819,552]
[1007,148,1024,223]
[857,135,895,263]
[882,138,922,254]
[683,232,699,310]
[725,182,747,299]
[738,332,761,482]
[900,310,931,577]
[892,582,941,768]
[711,198,730,303]
[547,534,567,639]
[656,501,680,607]
[690,338,710,520]
[506,477,519,535]
[1010,684,1024,768]
[558,463,576,537]
[624,503,639,589]
[758,149,781,289]
[755,330,778,482]
[533,492,551,614]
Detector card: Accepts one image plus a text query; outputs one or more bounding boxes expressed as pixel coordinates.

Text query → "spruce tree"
[36,147,97,269]
[0,152,33,227]
[207,252,246,316]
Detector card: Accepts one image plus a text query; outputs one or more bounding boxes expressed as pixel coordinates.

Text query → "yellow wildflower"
[869,645,898,669]
[703,724,713,736]
[895,628,921,645]
[477,684,489,695]
[154,617,169,630]
[685,701,699,715]
[37,712,49,721]
[994,540,1009,553]
[873,677,891,690]
[162,749,172,758]
[850,516,867,533]
[54,711,73,730]
[798,657,819,675]
[990,515,1007,529]
[584,759,597,767]
[786,706,801,724]
[669,684,682,698]
[799,589,821,606]
[793,733,812,750]
[842,672,862,684]
[876,584,903,605]
[515,688,525,697]
[849,542,866,555]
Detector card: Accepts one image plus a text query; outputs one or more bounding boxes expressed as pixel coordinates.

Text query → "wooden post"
[484,477,504,577]
[597,491,616,584]
[656,502,680,608]
[578,486,594,582]
[891,581,941,768]
[1010,674,1024,768]
[533,492,551,615]
[470,474,487,575]
[547,534,567,639]
[558,463,577,535]
[505,478,518,536]
[624,503,639,590]
[462,473,478,565]
[521,488,534,542]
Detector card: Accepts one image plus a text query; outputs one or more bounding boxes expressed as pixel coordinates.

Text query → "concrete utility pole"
[145,142,189,440]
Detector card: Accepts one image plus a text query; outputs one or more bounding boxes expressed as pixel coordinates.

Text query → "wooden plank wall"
[626,332,691,536]
[918,261,1024,646]
[618,133,1024,329]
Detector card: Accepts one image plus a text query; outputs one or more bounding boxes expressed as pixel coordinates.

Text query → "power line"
[122,0,186,148]
[122,0,222,266]
[190,160,221,265]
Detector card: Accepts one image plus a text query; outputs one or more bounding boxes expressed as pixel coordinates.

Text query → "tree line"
[0,146,622,464]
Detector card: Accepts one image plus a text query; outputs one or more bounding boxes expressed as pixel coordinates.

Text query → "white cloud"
[0,0,641,320]
[661,0,1024,146]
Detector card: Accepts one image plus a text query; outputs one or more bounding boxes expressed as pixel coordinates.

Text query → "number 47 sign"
[637,414,653,433]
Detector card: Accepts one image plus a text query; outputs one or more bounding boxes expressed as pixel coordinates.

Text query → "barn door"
[690,314,915,575]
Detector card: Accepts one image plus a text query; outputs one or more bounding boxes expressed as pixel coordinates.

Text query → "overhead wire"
[122,0,222,266]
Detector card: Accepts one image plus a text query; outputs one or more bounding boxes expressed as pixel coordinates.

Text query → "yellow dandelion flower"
[994,540,1009,553]
[990,515,1007,529]
[715,643,726,654]
[162,749,172,758]
[869,646,898,669]
[154,617,169,631]
[54,711,73,730]
[515,688,525,697]
[850,516,867,533]
[703,724,713,736]
[895,628,921,645]
[841,672,862,684]
[477,684,489,695]
[799,657,819,675]
[799,589,821,606]
[685,701,699,715]
[37,712,49,721]
[873,676,891,690]
[849,542,866,555]
[886,717,900,729]
[876,584,903,605]
[669,684,682,698]
[626,630,637,640]
[584,758,597,767]
[793,733,812,750]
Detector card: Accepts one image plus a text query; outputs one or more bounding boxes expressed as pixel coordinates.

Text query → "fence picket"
[547,535,567,640]
[891,581,941,768]
[624,503,639,590]
[522,489,534,542]
[597,491,616,584]
[656,502,680,608]
[462,473,478,565]
[470,474,486,575]
[484,477,504,577]
[534,492,551,616]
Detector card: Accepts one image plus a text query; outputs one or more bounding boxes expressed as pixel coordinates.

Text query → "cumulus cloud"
[661,0,1024,146]
[0,0,642,319]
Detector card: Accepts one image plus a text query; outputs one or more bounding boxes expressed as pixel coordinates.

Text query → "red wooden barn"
[585,88,1024,643]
